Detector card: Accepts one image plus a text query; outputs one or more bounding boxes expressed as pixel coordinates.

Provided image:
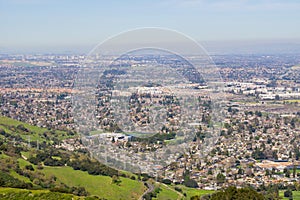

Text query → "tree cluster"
[68,158,118,177]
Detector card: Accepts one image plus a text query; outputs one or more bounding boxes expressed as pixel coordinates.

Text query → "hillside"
[0,115,217,200]
[0,115,146,199]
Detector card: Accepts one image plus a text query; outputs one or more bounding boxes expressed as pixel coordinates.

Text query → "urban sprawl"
[1,53,300,191]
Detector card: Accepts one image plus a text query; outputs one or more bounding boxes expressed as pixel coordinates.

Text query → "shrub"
[162,179,172,185]
[284,189,293,198]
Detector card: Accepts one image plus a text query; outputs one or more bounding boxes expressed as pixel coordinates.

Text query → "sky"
[0,0,300,53]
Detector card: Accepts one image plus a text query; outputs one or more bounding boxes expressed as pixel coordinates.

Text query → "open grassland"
[279,190,300,200]
[282,99,300,103]
[0,187,84,200]
[152,183,214,200]
[3,154,146,200]
[42,166,145,200]
[153,184,179,200]
[170,185,214,199]
[0,115,73,142]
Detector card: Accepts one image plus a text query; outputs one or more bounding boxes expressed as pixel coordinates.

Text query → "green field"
[172,185,214,199]
[42,166,145,200]
[1,151,146,200]
[0,115,48,135]
[89,130,105,135]
[289,169,300,174]
[0,115,73,142]
[282,99,300,103]
[153,184,179,200]
[279,190,300,200]
[9,171,32,183]
[4,155,146,200]
[294,191,300,200]
[0,187,84,200]
[150,183,215,200]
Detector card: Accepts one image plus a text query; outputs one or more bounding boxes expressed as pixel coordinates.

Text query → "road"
[139,181,155,200]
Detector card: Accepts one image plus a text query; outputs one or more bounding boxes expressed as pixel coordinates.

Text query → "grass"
[89,130,106,135]
[153,184,179,200]
[1,153,145,199]
[51,156,62,160]
[17,158,33,169]
[184,188,214,199]
[9,171,32,183]
[0,116,42,130]
[0,115,146,199]
[0,115,73,142]
[42,166,146,200]
[279,190,300,200]
[151,183,215,200]
[0,153,9,159]
[282,99,300,103]
[21,151,31,159]
[171,185,215,199]
[289,169,300,174]
[0,187,84,199]
[294,191,300,200]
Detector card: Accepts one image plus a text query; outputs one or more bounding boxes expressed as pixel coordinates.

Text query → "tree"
[228,107,232,112]
[190,195,201,200]
[183,171,198,188]
[111,175,121,185]
[238,168,244,175]
[17,124,29,132]
[184,179,198,188]
[72,186,89,196]
[255,111,262,117]
[0,128,6,135]
[261,184,279,200]
[284,168,291,178]
[293,165,297,178]
[162,179,172,185]
[210,186,264,200]
[284,189,293,199]
[25,165,34,171]
[216,173,226,184]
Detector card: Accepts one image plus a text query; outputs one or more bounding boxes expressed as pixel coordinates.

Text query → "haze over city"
[1,0,300,53]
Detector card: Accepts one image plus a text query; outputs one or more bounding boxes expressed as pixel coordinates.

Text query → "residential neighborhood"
[1,53,300,192]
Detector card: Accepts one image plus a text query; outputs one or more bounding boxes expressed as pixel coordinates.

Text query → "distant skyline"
[1,0,300,53]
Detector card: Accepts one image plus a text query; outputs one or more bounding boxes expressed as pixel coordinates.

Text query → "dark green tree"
[216,173,225,184]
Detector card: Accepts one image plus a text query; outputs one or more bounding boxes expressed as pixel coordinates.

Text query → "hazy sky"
[0,0,300,52]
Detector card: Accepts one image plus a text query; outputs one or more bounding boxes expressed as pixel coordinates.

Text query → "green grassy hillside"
[0,187,86,200]
[42,166,144,200]
[0,115,75,143]
[0,115,219,200]
[0,115,146,199]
